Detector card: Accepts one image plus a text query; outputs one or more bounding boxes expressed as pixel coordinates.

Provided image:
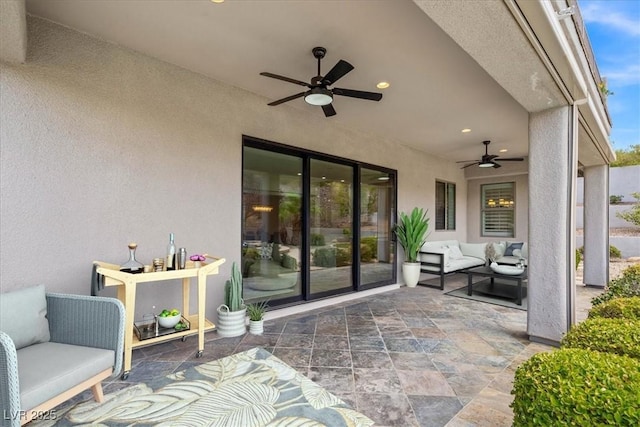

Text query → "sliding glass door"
[360,168,396,287]
[242,137,396,307]
[309,159,354,297]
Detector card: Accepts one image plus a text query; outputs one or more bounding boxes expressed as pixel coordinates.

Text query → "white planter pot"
[249,319,264,335]
[216,305,247,337]
[402,262,421,288]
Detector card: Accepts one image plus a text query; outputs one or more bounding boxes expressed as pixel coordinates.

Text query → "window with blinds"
[481,182,515,237]
[435,181,455,230]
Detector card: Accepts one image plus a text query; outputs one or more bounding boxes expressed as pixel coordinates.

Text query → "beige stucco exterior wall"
[0,17,467,319]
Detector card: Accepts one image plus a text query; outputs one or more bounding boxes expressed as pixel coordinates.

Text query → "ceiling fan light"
[305,88,333,106]
[478,162,494,168]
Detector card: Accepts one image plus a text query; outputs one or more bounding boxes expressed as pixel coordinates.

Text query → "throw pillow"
[0,284,50,350]
[448,245,464,260]
[505,242,524,256]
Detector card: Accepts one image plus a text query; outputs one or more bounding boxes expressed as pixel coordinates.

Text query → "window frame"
[480,182,515,238]
[435,180,456,231]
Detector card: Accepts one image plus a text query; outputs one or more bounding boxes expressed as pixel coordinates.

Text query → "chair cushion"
[0,285,50,350]
[17,342,114,411]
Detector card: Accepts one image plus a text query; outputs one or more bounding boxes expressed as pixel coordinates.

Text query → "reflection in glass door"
[242,147,302,304]
[360,168,396,287]
[309,159,354,297]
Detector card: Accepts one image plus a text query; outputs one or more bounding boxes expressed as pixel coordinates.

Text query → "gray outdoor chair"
[0,286,125,426]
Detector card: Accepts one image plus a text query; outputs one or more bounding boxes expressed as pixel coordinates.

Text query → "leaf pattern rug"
[33,347,374,426]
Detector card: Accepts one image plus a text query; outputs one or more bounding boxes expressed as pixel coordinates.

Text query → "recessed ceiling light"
[461,128,471,133]
[211,0,224,3]
[499,149,508,153]
[376,82,390,89]
[377,176,390,181]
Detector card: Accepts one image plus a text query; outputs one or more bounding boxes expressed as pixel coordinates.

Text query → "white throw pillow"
[448,245,464,260]
[459,242,487,260]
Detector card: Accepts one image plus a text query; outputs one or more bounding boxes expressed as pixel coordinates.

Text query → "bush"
[589,297,640,320]
[360,237,377,262]
[577,245,621,259]
[312,247,351,267]
[610,194,624,204]
[560,317,640,359]
[610,244,622,259]
[575,249,582,270]
[280,253,298,271]
[616,191,640,227]
[511,348,640,426]
[310,233,325,246]
[592,264,640,306]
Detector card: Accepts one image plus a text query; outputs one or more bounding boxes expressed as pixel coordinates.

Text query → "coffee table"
[462,266,527,306]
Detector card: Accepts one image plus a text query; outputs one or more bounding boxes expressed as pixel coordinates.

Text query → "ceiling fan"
[457,140,524,169]
[260,46,382,117]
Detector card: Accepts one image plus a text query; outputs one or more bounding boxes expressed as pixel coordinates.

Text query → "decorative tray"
[134,316,190,341]
[490,263,525,276]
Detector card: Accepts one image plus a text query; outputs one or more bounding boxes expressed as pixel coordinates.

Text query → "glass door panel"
[309,159,354,296]
[360,168,396,286]
[242,147,302,303]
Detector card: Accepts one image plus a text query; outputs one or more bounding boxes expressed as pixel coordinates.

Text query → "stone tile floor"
[102,273,603,427]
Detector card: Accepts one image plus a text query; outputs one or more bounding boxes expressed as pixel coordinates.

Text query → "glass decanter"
[120,242,145,274]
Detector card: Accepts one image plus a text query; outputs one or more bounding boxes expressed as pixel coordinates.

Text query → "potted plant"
[216,262,246,337]
[246,300,268,335]
[393,207,430,287]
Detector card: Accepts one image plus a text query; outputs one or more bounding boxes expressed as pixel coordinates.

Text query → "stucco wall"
[0,17,467,319]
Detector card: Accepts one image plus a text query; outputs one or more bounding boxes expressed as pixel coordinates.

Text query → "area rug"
[445,285,527,311]
[33,347,374,426]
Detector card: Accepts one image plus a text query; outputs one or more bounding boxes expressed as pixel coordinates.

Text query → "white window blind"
[481,182,515,237]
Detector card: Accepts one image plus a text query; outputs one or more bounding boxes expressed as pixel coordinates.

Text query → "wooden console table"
[94,256,225,379]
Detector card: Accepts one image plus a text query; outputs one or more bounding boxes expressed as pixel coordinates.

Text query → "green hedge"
[312,247,351,267]
[592,264,640,306]
[560,317,640,359]
[511,348,640,426]
[589,297,640,320]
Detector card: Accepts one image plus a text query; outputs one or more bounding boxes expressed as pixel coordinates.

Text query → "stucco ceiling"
[23,0,548,163]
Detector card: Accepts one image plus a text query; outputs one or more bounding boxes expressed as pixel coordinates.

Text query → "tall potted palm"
[394,207,430,287]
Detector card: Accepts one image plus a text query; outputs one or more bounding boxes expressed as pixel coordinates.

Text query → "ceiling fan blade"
[322,60,354,85]
[260,72,310,87]
[496,157,524,161]
[333,87,383,101]
[492,162,502,169]
[456,160,479,163]
[461,162,480,169]
[322,103,336,117]
[486,154,499,161]
[267,91,306,106]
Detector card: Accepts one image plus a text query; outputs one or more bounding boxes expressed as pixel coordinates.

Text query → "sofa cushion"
[505,242,524,256]
[459,242,487,260]
[448,245,464,260]
[443,257,485,273]
[0,285,50,350]
[17,342,114,411]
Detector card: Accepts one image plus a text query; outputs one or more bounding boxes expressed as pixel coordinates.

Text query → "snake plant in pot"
[216,262,246,337]
[394,207,430,287]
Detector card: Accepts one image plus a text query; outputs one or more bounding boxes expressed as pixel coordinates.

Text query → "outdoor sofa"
[418,240,528,289]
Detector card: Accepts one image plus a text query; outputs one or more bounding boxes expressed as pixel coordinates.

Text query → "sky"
[578,0,640,151]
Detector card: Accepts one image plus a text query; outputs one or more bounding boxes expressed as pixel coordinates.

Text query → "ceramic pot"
[216,305,246,337]
[249,319,264,335]
[402,262,421,288]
